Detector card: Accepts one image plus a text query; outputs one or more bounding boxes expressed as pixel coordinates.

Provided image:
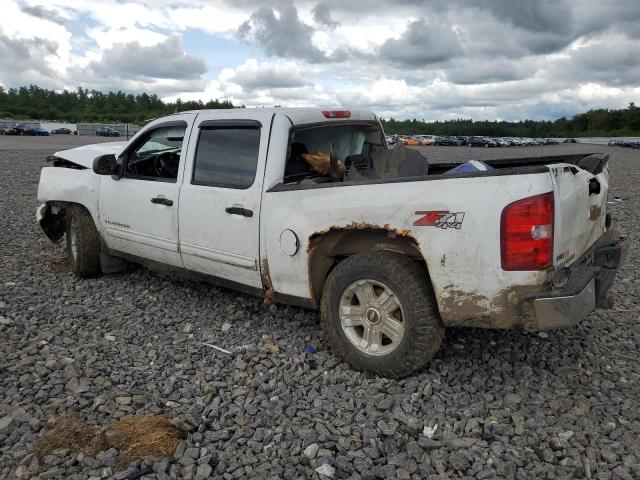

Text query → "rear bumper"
[520,230,628,331]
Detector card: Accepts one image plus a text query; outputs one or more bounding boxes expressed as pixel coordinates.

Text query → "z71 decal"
[414,211,465,229]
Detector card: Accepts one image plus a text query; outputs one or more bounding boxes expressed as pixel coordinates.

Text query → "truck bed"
[428,153,603,175]
[272,152,607,191]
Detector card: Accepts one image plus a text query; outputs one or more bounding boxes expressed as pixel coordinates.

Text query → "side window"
[192,127,260,189]
[124,125,186,181]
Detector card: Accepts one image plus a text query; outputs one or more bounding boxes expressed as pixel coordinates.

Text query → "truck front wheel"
[320,251,444,378]
[66,205,101,277]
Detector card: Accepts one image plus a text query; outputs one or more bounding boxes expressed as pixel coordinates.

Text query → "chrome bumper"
[528,278,596,330]
[520,230,628,331]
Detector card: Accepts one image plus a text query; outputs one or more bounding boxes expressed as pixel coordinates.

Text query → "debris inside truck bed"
[345,143,429,181]
[445,159,494,174]
[302,151,346,178]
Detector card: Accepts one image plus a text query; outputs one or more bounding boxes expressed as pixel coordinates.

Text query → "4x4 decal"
[414,211,465,229]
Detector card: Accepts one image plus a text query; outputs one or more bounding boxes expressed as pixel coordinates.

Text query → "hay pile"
[35,416,105,460]
[34,414,183,468]
[107,414,182,464]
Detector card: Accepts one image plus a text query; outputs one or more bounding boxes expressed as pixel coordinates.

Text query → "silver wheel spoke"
[341,305,364,327]
[353,282,376,305]
[378,290,400,316]
[360,325,382,351]
[381,317,404,344]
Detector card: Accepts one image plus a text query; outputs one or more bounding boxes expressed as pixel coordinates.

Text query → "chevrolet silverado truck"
[36,108,627,377]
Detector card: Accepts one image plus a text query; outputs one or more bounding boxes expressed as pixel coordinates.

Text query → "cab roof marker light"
[321,110,351,119]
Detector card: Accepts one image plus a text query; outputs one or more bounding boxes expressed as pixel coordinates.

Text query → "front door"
[99,115,195,267]
[178,111,274,289]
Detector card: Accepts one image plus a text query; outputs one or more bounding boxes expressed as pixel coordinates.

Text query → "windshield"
[136,126,185,157]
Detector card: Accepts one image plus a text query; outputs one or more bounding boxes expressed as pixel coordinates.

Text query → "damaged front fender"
[36,203,66,242]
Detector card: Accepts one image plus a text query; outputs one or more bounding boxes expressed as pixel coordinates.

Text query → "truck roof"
[178,108,378,126]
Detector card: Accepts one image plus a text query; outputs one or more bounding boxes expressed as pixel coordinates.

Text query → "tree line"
[381,103,640,137]
[1,84,639,136]
[0,85,235,125]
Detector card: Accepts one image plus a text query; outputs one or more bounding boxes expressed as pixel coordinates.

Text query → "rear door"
[178,111,274,289]
[550,158,609,266]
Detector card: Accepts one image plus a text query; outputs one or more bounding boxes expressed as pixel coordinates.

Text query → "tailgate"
[549,154,609,267]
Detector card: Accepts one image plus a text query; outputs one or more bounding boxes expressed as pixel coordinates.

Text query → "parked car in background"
[11,124,36,135]
[609,139,640,149]
[34,127,50,136]
[96,127,120,137]
[467,136,496,147]
[399,136,419,145]
[20,125,36,136]
[52,127,73,134]
[3,126,19,135]
[434,136,458,146]
[564,138,577,143]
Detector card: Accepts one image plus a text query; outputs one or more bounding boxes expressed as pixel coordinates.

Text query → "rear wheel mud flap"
[100,242,128,274]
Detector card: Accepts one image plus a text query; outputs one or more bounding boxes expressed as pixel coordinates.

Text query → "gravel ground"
[1,138,639,480]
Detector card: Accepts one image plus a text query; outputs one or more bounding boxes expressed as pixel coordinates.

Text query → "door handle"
[151,197,173,206]
[225,206,253,217]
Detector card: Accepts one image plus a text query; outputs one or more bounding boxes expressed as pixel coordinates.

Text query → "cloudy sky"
[1,0,639,121]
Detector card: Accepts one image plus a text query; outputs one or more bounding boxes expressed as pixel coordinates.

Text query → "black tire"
[66,205,101,277]
[320,251,444,378]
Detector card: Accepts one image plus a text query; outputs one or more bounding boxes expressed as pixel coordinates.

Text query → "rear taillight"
[500,192,554,270]
[322,110,351,118]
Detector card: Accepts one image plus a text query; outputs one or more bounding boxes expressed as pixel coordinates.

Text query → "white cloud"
[220,59,309,89]
[1,0,639,121]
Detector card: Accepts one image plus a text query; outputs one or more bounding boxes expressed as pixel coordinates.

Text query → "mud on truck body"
[36,108,627,377]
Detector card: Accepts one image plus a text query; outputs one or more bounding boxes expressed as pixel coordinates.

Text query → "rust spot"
[307,222,421,306]
[308,221,414,250]
[260,259,275,304]
[590,205,602,221]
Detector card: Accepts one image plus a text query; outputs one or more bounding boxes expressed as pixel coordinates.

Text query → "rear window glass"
[284,123,383,183]
[193,127,260,188]
[293,125,367,161]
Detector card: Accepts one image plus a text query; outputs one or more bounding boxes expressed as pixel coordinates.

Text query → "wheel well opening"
[39,202,97,243]
[39,201,69,242]
[308,226,430,306]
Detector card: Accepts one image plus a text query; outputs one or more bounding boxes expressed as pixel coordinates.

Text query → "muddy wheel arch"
[307,223,433,307]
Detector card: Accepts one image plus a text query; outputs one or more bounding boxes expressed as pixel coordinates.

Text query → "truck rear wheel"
[320,251,444,378]
[66,205,101,277]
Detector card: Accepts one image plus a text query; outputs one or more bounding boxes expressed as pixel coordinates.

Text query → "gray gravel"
[1,138,639,479]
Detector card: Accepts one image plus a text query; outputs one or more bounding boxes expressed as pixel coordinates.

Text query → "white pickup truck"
[36,108,627,377]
